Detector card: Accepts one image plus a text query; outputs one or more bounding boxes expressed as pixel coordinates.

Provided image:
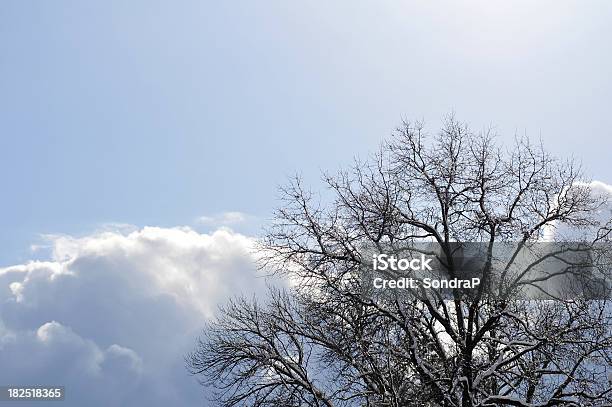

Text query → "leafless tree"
[188,117,612,407]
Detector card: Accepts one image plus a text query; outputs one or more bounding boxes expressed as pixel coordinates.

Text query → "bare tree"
[188,118,612,407]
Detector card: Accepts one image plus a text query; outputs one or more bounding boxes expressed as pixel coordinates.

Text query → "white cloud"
[0,226,273,406]
[543,180,612,241]
[196,211,251,226]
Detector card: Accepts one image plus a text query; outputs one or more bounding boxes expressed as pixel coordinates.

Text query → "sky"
[1,1,612,406]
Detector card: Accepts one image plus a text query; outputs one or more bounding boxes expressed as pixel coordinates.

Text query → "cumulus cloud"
[0,226,272,406]
[543,180,612,241]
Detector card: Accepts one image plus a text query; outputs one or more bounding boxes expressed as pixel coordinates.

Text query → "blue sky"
[2,1,612,264]
[1,1,612,406]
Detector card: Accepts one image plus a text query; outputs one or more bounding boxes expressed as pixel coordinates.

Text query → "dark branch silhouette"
[188,117,612,407]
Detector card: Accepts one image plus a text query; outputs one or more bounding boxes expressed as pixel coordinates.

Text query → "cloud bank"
[1,183,609,406]
[0,226,268,406]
